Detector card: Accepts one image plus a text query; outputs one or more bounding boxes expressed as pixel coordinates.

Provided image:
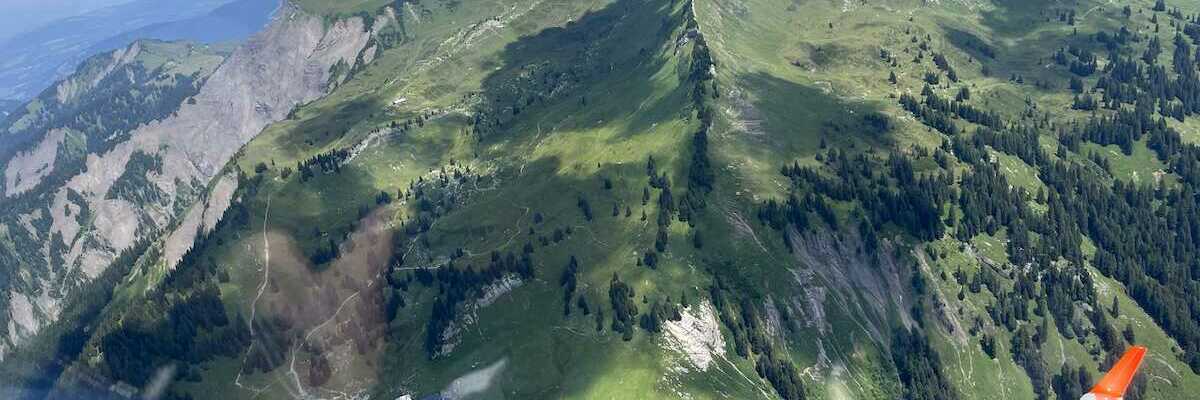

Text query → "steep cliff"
[0,2,387,360]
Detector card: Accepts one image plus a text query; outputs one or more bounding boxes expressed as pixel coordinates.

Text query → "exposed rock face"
[161,172,239,268]
[57,42,144,105]
[1,3,385,358]
[3,128,67,196]
[663,301,726,371]
[788,230,913,349]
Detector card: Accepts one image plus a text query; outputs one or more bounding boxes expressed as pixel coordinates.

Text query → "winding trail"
[287,291,365,399]
[235,193,274,395]
[1079,4,1105,21]
[250,193,273,335]
[717,352,774,399]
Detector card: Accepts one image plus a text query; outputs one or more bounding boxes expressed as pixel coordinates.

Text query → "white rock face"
[663,301,726,371]
[6,43,145,136]
[4,128,67,196]
[438,274,523,356]
[6,291,36,341]
[2,3,384,358]
[200,173,239,233]
[477,275,523,308]
[161,172,238,270]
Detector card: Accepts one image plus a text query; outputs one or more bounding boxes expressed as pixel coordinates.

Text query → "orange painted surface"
[1088,345,1147,399]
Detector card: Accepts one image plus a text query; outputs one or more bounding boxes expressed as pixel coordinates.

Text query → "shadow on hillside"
[472,0,688,144]
[733,71,896,154]
[374,147,773,398]
[956,0,1126,91]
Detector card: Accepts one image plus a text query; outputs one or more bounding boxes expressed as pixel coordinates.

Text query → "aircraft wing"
[1081,345,1147,400]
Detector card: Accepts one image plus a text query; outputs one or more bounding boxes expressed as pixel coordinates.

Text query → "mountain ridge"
[0,0,275,102]
[0,0,387,370]
[5,0,1200,399]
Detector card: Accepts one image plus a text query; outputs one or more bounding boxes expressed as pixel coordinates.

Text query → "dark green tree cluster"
[1052,363,1093,400]
[945,69,1200,372]
[755,344,805,400]
[608,274,639,341]
[1071,93,1099,110]
[420,251,536,357]
[105,150,167,204]
[561,256,580,316]
[395,165,482,239]
[891,328,958,400]
[899,92,958,135]
[92,183,270,387]
[765,148,950,242]
[309,238,342,265]
[931,53,958,82]
[577,196,594,221]
[100,283,248,386]
[1010,325,1051,398]
[638,300,682,334]
[905,86,1003,130]
[679,15,717,223]
[297,148,351,182]
[1079,27,1200,124]
[1053,45,1097,76]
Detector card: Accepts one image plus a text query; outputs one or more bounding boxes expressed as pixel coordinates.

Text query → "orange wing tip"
[1086,345,1147,400]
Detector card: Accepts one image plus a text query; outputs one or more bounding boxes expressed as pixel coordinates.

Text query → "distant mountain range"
[0,0,277,101]
[0,0,134,44]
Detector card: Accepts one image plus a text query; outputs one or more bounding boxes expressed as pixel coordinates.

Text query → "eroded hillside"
[0,0,390,375]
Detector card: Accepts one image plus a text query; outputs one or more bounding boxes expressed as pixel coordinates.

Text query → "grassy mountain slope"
[10,0,1200,399]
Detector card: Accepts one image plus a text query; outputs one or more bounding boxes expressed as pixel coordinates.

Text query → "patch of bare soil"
[242,207,395,398]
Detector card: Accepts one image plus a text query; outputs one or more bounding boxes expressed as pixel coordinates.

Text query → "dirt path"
[463,203,529,257]
[725,207,770,256]
[717,353,774,399]
[994,348,1012,400]
[249,193,272,335]
[287,291,365,399]
[234,194,277,396]
[1080,4,1104,20]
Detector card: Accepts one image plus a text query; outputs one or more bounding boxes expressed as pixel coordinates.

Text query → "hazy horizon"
[0,0,139,43]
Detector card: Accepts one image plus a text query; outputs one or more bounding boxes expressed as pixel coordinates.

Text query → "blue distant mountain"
[87,0,279,55]
[0,0,135,44]
[0,0,277,101]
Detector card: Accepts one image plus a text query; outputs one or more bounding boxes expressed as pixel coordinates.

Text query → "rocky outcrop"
[663,301,726,371]
[3,128,68,196]
[2,3,387,358]
[788,230,914,348]
[162,172,238,268]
